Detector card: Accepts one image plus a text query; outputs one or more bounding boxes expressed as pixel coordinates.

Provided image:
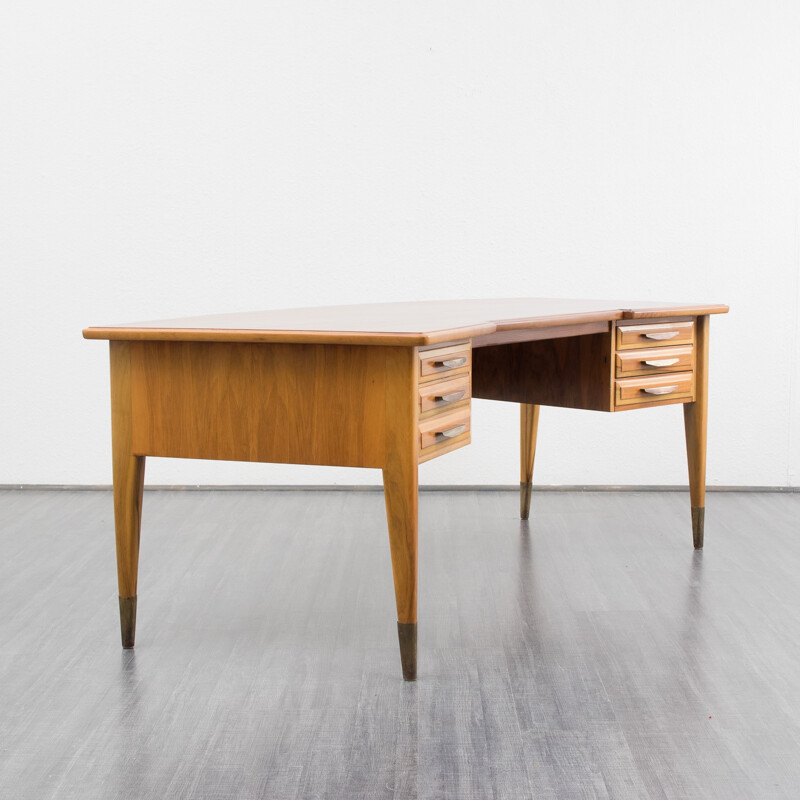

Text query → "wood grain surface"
[109,345,145,594]
[381,347,419,679]
[684,315,710,547]
[614,371,695,407]
[418,374,471,415]
[84,298,728,346]
[615,344,694,377]
[616,320,695,350]
[519,403,540,520]
[109,342,146,648]
[127,341,388,468]
[472,333,614,411]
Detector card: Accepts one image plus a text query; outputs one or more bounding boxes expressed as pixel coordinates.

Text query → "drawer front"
[418,407,471,456]
[419,374,471,414]
[419,343,471,378]
[616,321,694,350]
[615,371,694,407]
[615,345,694,378]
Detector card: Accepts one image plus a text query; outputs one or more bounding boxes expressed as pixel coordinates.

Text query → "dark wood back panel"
[471,333,613,411]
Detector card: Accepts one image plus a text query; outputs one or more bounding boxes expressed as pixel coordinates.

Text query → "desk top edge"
[83,298,729,345]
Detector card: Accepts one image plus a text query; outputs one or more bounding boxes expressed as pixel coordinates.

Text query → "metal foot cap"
[520,482,532,520]
[119,595,137,649]
[691,507,705,549]
[397,621,417,681]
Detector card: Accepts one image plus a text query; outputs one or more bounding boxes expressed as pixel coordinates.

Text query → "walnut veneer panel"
[472,333,614,411]
[84,298,728,346]
[129,341,388,468]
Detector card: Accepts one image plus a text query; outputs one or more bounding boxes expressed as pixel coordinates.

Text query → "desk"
[84,298,728,680]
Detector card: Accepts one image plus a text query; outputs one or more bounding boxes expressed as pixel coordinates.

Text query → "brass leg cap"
[520,482,532,520]
[691,507,705,550]
[397,622,417,681]
[119,595,137,649]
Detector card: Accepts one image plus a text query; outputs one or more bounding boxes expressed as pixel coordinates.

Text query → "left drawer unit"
[417,341,472,463]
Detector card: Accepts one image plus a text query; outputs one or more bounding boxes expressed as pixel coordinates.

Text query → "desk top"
[84,298,728,346]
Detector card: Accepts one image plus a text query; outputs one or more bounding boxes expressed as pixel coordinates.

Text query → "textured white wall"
[1,1,798,487]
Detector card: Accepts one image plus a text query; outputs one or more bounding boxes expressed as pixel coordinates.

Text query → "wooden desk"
[84,298,728,680]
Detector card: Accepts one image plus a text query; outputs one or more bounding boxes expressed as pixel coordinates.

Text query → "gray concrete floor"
[0,489,798,799]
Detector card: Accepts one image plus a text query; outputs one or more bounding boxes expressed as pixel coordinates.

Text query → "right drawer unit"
[613,319,696,410]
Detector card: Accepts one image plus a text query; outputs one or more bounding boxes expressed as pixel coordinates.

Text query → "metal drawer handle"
[435,424,466,441]
[642,358,679,367]
[434,357,467,368]
[643,331,679,340]
[642,385,679,395]
[434,390,466,404]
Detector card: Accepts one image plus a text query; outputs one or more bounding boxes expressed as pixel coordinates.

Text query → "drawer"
[419,343,471,379]
[418,407,471,457]
[615,371,694,408]
[419,374,471,414]
[616,320,694,350]
[615,345,694,378]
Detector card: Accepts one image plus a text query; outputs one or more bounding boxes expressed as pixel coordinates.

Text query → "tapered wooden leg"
[520,403,540,520]
[383,347,419,680]
[683,315,709,549]
[110,342,146,648]
[383,460,418,680]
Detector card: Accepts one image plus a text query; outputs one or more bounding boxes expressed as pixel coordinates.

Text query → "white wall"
[2,1,798,487]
